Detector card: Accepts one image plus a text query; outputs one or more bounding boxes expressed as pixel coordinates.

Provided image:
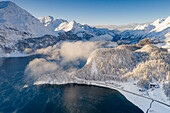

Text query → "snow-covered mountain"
[55,20,84,33]
[39,16,118,40]
[0,1,55,41]
[0,0,117,56]
[39,16,67,31]
[116,17,170,51]
[39,15,119,40]
[135,17,170,45]
[55,20,118,40]
[0,1,84,55]
[0,1,60,55]
[134,18,167,32]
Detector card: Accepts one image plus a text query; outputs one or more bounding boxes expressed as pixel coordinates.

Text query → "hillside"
[34,39,169,106]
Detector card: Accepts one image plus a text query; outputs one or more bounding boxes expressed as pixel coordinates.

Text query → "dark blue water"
[0,56,143,113]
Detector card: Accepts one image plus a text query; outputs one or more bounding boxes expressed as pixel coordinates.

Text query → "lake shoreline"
[34,80,170,113]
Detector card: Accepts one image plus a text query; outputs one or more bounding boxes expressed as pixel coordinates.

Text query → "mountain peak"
[39,16,55,25]
[54,20,85,33]
[39,16,68,31]
[43,16,54,21]
[165,16,170,22]
[152,18,165,26]
[68,20,78,27]
[70,20,77,24]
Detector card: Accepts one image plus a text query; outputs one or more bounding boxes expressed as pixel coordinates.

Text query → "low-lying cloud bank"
[60,41,98,64]
[25,58,59,79]
[25,41,117,78]
[36,41,117,63]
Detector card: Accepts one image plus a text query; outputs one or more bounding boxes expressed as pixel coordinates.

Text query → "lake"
[0,56,143,113]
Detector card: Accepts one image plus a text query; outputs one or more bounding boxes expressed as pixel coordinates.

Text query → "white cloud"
[60,41,97,64]
[34,41,117,65]
[26,41,118,80]
[35,41,98,64]
[25,58,59,79]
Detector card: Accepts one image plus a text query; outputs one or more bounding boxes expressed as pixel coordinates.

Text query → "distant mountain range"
[0,1,169,55]
[39,16,118,40]
[117,17,170,50]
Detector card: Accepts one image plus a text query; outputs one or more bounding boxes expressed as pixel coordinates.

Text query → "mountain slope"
[0,1,55,41]
[0,1,60,55]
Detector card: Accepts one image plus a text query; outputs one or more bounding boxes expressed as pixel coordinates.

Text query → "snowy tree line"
[75,48,137,81]
[74,43,169,97]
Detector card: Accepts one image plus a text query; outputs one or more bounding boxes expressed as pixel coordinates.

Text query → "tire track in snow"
[146,100,154,113]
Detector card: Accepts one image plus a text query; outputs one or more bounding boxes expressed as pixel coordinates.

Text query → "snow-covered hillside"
[74,40,170,102]
[0,1,55,40]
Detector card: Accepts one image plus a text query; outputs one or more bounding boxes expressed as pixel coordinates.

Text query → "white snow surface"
[54,19,116,40]
[39,16,67,31]
[55,20,86,33]
[134,18,166,32]
[150,101,170,113]
[134,16,170,40]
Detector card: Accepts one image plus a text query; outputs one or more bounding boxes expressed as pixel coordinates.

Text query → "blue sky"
[6,0,170,25]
